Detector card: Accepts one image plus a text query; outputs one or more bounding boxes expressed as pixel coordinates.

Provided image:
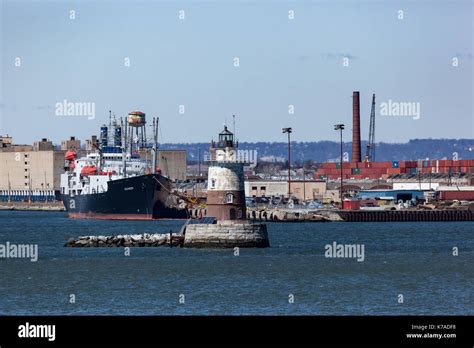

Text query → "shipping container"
[350,162,358,169]
[343,199,361,210]
[376,162,392,168]
[439,191,474,200]
[321,163,337,169]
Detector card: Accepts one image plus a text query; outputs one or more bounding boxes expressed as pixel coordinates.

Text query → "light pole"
[334,124,345,206]
[282,127,292,197]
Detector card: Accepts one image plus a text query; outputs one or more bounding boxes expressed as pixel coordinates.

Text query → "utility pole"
[282,127,292,197]
[334,124,345,206]
[429,167,432,190]
[198,148,201,177]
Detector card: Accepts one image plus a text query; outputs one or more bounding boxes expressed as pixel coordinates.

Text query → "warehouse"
[356,189,425,202]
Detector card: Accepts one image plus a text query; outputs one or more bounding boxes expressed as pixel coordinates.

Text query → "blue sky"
[1,0,472,145]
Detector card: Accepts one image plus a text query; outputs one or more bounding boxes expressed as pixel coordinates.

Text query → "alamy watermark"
[0,241,38,262]
[380,99,421,120]
[325,241,365,262]
[237,149,258,167]
[18,322,55,341]
[55,99,95,120]
[203,149,258,167]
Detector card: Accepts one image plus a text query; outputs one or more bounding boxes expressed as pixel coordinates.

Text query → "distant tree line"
[159,139,474,165]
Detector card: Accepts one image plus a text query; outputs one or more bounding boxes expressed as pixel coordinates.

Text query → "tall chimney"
[352,91,361,163]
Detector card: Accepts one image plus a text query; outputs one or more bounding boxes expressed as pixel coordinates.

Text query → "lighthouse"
[183,124,269,248]
[206,126,246,220]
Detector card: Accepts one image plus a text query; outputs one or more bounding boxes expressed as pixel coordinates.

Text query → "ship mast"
[152,117,159,174]
[121,117,127,177]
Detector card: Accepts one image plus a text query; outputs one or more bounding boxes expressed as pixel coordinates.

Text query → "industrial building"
[0,137,65,201]
[61,136,81,151]
[158,150,187,181]
[138,148,187,181]
[0,135,33,152]
[356,189,425,202]
[245,179,327,202]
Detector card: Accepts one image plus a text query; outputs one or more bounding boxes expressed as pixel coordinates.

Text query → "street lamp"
[334,124,345,206]
[282,127,292,197]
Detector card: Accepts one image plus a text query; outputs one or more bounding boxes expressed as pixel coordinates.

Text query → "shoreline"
[0,202,66,212]
[1,203,473,222]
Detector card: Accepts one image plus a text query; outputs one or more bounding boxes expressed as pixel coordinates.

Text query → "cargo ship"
[60,111,188,220]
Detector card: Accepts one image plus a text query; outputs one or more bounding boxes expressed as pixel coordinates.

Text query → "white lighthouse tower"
[182,124,269,248]
[206,126,246,220]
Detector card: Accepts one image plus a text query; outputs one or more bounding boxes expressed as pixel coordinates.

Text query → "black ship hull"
[62,174,188,220]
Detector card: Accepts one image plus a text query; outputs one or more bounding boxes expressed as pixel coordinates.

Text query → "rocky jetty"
[65,221,270,248]
[65,233,184,247]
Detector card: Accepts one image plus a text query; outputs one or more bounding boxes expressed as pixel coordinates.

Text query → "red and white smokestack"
[352,91,361,163]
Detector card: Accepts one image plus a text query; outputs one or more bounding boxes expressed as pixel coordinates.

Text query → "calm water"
[0,211,472,315]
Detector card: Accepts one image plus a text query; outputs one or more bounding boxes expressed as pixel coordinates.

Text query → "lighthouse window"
[226,193,234,204]
[211,179,216,189]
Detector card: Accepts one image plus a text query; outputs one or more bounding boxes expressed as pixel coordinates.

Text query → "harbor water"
[0,211,472,315]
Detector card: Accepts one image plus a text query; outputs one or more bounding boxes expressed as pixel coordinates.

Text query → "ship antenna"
[109,110,112,145]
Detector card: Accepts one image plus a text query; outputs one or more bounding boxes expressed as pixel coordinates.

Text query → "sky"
[0,0,473,145]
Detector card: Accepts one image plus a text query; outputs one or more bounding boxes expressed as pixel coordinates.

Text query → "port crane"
[365,94,376,162]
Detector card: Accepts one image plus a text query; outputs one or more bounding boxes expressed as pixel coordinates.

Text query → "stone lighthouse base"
[183,221,270,248]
